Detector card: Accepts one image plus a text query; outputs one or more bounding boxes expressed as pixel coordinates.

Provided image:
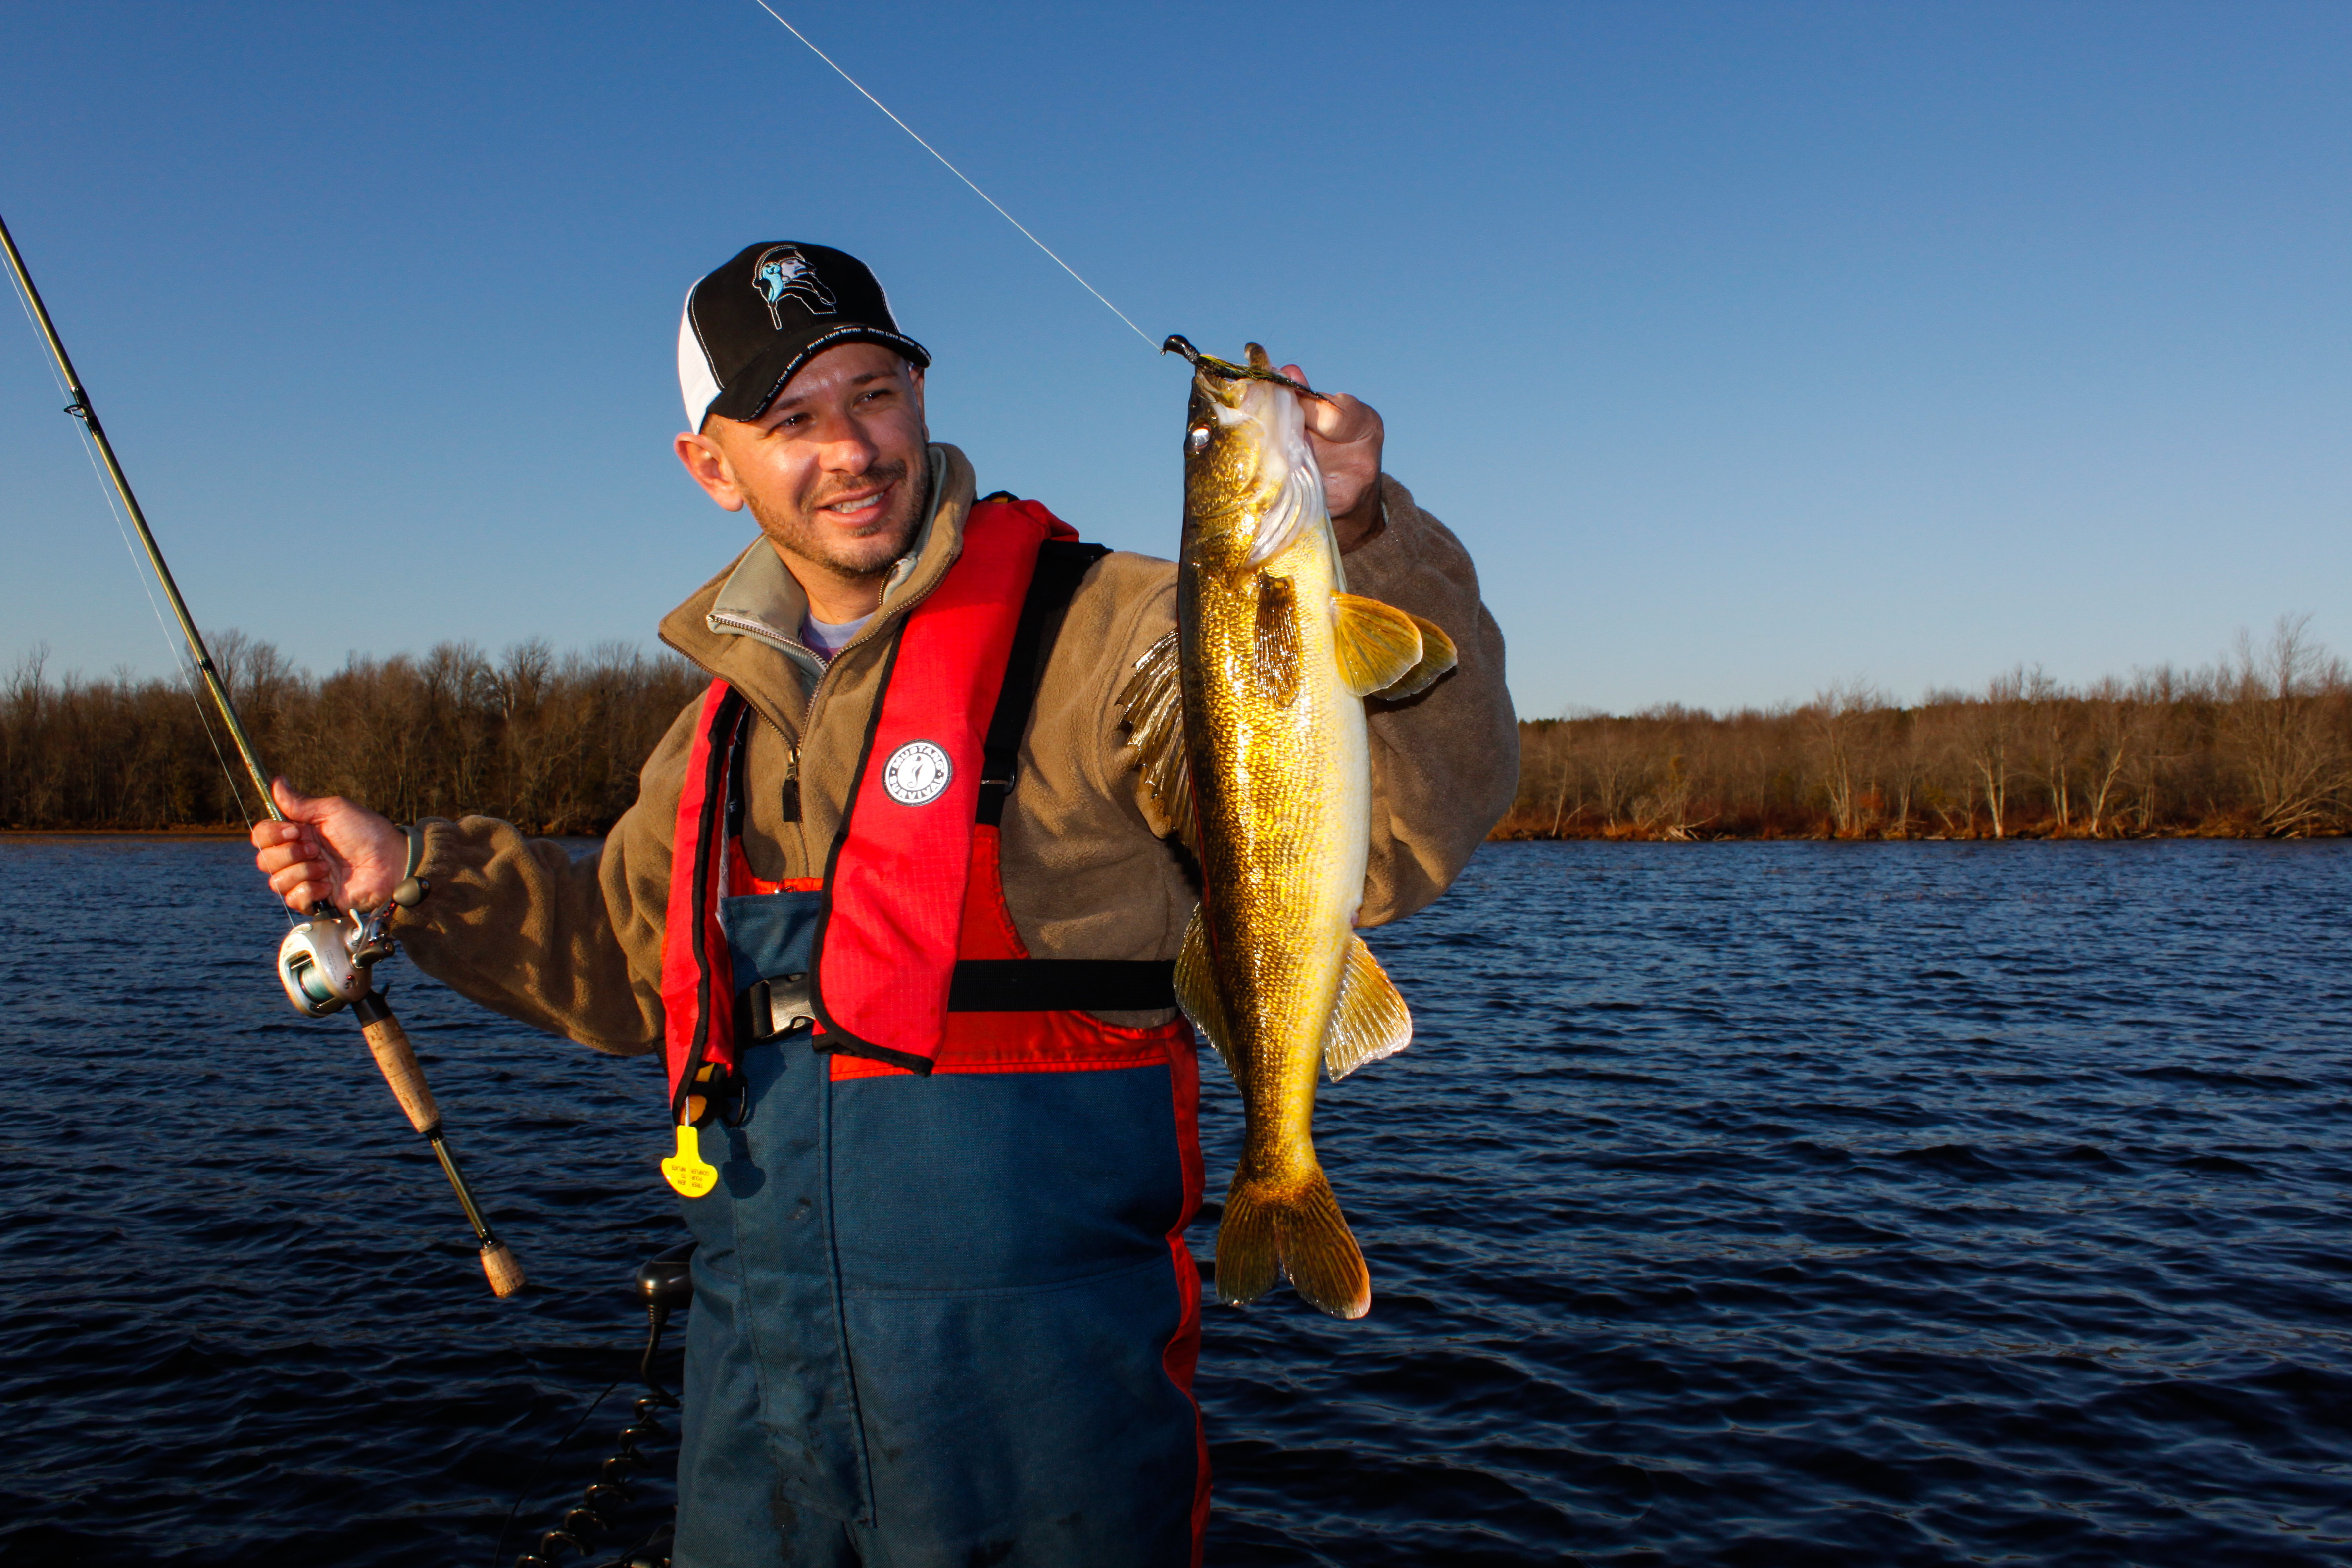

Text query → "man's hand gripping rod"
[1,210,523,1298]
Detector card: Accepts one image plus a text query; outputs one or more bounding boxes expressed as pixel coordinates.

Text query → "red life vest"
[659,499,1184,1119]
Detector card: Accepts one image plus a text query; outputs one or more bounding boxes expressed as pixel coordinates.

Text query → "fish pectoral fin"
[1330,593,1425,697]
[1254,573,1301,706]
[1323,935,1413,1082]
[1372,613,1459,702]
[1117,628,1197,852]
[1176,905,1242,1087]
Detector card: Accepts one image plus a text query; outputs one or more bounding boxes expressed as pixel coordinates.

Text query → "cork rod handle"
[351,990,526,1299]
[356,1004,441,1135]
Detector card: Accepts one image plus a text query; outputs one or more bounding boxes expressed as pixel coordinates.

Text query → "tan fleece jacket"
[392,444,1517,1054]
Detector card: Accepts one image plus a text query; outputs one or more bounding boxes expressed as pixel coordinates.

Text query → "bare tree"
[2088,677,2154,846]
[1807,677,1882,836]
[1953,669,2024,838]
[1585,719,1653,832]
[1877,707,1926,838]
[2021,665,2084,835]
[2222,615,2351,836]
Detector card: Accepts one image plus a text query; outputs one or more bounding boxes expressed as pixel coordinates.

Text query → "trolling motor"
[1,208,525,1300]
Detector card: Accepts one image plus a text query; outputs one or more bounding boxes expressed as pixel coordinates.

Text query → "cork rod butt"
[352,992,441,1135]
[481,1240,527,1298]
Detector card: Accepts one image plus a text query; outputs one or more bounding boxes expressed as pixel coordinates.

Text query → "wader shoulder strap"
[957,537,1178,1016]
[977,539,1110,826]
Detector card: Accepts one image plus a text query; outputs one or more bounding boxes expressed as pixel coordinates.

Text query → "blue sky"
[3,1,2346,719]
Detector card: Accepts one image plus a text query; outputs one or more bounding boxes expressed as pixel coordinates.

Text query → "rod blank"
[2,209,523,1300]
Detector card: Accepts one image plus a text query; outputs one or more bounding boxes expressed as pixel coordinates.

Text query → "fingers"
[252,811,326,910]
[1280,365,1381,445]
[268,776,309,819]
[256,833,331,911]
[270,776,347,825]
[269,862,331,910]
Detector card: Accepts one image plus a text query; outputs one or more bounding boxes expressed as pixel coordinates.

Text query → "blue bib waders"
[662,512,1209,1568]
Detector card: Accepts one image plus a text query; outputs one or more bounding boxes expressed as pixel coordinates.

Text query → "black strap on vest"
[949,958,1178,1013]
[957,535,1178,1014]
[976,538,1108,826]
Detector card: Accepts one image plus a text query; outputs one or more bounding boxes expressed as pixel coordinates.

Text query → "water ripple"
[0,838,2348,1564]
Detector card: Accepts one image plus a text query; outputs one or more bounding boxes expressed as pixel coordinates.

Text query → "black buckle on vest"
[740,974,816,1043]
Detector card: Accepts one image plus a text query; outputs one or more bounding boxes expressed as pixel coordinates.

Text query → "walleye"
[1123,339,1456,1319]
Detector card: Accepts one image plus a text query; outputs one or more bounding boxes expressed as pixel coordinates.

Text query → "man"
[252,241,1517,1567]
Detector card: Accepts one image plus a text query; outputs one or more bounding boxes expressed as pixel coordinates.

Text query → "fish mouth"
[1161,334,1327,402]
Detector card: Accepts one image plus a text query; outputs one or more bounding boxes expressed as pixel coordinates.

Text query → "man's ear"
[907,361,926,420]
[675,429,748,512]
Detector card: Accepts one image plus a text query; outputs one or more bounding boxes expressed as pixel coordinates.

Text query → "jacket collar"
[659,444,977,739]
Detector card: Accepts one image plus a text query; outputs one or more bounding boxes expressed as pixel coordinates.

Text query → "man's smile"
[816,482,892,526]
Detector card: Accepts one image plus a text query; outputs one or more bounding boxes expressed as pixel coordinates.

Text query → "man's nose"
[811,411,880,469]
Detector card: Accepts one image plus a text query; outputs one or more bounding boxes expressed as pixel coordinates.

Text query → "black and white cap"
[676,242,931,429]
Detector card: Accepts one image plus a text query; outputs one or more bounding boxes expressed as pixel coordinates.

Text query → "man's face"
[678,342,931,586]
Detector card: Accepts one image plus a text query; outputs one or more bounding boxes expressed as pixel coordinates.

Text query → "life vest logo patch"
[882,741,953,805]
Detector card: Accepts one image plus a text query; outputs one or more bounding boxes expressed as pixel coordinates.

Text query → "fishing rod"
[1,209,524,1300]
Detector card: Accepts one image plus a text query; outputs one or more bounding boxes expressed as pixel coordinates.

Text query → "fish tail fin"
[1216,1167,1371,1320]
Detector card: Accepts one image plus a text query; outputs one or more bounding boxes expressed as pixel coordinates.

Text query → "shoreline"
[1485,823,2348,843]
[8,826,2340,845]
[0,826,261,838]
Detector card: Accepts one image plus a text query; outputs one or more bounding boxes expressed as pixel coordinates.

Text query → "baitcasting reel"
[277,876,431,1017]
[278,904,394,1016]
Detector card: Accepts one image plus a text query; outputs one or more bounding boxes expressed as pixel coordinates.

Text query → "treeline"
[1496,619,2352,840]
[1,633,704,833]
[10,620,2350,840]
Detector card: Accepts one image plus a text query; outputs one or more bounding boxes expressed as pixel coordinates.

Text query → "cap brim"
[704,327,933,426]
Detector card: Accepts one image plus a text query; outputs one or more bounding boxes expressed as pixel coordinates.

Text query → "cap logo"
[752,245,838,330]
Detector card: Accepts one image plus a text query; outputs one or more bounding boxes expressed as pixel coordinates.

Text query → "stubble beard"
[749,455,931,583]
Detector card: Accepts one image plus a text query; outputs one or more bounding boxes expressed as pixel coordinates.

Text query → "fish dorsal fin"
[1118,628,1197,852]
[1175,905,1242,1086]
[1323,934,1412,1081]
[1373,613,1459,701]
[1330,593,1424,698]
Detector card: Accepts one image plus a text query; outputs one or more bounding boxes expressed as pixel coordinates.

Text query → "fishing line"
[4,252,260,836]
[747,1,1157,349]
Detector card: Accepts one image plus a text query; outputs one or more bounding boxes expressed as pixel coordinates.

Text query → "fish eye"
[1187,426,1211,454]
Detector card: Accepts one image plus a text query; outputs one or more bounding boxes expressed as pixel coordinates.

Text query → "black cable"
[491,1375,624,1568]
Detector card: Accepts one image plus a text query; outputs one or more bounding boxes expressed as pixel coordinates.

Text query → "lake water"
[1,838,2347,1566]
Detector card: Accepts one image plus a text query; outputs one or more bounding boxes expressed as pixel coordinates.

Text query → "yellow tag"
[662,1123,719,1198]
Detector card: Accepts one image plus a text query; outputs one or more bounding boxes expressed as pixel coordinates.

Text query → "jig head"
[1161,334,1329,401]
